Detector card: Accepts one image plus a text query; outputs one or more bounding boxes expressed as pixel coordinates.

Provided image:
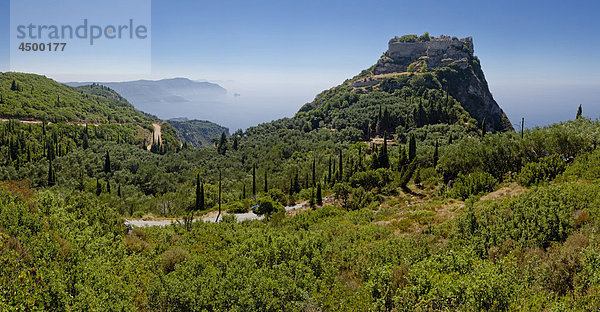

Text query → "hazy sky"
[1,0,599,129]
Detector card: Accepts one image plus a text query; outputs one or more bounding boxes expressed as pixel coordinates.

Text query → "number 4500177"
[18,42,66,52]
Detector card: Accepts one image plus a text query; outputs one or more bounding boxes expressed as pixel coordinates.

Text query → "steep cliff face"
[372,35,513,132]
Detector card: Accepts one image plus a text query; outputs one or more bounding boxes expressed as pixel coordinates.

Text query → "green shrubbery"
[517,154,566,186]
[447,171,497,200]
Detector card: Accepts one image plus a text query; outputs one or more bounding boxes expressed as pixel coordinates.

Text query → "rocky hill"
[374,34,512,132]
[297,33,513,136]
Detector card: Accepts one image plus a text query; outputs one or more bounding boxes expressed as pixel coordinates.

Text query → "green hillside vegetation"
[1,66,600,310]
[167,119,230,148]
[295,73,477,141]
[2,117,600,310]
[0,72,155,124]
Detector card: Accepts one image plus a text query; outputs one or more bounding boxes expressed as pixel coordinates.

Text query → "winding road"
[125,203,306,228]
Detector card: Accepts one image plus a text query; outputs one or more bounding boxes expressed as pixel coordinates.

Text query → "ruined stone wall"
[374,37,473,74]
[387,37,473,58]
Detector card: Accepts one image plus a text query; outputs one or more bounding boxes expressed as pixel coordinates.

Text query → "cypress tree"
[10,80,17,91]
[414,167,422,186]
[332,158,336,184]
[252,164,256,197]
[242,184,246,199]
[232,135,239,150]
[305,172,309,189]
[398,146,408,171]
[338,150,343,181]
[293,173,300,194]
[398,160,417,190]
[316,183,322,205]
[104,151,111,173]
[382,107,390,133]
[200,183,205,211]
[408,135,416,161]
[577,104,583,119]
[195,174,201,211]
[433,140,439,168]
[83,132,89,149]
[48,159,55,186]
[312,157,316,187]
[118,185,122,197]
[358,145,363,170]
[217,132,228,155]
[327,156,332,184]
[47,140,55,162]
[96,178,102,196]
[106,178,111,194]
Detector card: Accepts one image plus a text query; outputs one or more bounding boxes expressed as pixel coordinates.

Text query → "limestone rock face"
[373,35,513,132]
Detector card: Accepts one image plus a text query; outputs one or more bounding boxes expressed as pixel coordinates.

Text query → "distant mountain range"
[66,78,233,127]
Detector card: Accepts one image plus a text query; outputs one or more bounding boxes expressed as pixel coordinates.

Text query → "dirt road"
[146,123,162,150]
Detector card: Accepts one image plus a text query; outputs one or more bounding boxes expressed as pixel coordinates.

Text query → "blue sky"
[1,0,599,129]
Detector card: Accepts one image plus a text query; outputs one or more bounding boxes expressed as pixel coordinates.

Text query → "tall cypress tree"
[217,132,228,155]
[358,145,363,170]
[195,174,201,211]
[338,150,343,182]
[232,135,239,150]
[305,172,309,189]
[433,140,439,168]
[408,135,416,161]
[83,125,89,149]
[252,164,256,197]
[316,183,322,205]
[398,146,408,171]
[48,159,55,186]
[312,157,316,187]
[200,183,205,211]
[327,156,332,184]
[104,151,111,173]
[293,173,300,194]
[96,178,102,196]
[118,185,122,197]
[576,104,583,119]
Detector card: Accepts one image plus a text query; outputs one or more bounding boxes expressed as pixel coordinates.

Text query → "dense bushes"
[447,171,497,200]
[456,184,599,252]
[3,174,600,310]
[517,154,566,186]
